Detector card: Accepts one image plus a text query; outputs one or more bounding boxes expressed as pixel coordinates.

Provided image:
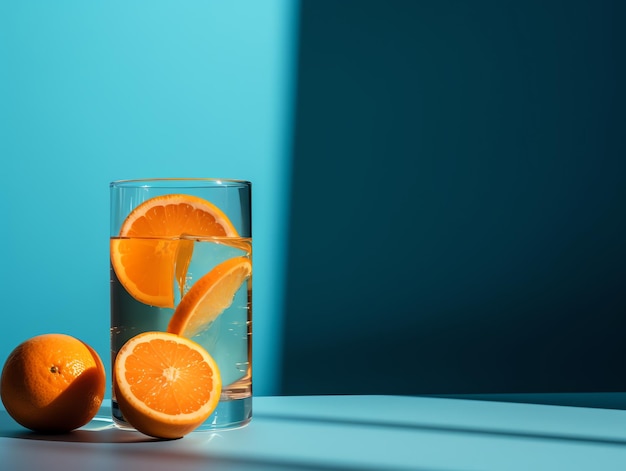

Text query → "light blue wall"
[0,1,298,396]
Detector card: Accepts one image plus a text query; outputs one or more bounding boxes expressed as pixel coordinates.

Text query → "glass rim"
[110,178,251,188]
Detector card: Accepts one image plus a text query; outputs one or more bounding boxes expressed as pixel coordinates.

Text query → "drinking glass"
[110,178,252,430]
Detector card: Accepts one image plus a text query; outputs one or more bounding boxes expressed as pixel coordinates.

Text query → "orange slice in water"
[110,194,238,308]
[167,257,252,338]
[113,331,222,439]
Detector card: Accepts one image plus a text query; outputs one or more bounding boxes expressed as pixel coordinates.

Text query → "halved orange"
[110,194,239,308]
[167,257,252,338]
[113,331,222,439]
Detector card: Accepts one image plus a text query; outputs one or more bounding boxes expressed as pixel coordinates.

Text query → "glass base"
[197,396,252,430]
[112,396,252,432]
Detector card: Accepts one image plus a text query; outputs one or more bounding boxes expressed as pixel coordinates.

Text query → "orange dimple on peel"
[167,257,252,338]
[113,331,222,439]
[0,334,106,433]
[110,194,239,308]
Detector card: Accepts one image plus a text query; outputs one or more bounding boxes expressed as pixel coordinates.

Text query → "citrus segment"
[110,194,239,308]
[111,238,180,307]
[118,194,238,238]
[0,334,106,433]
[167,257,252,338]
[113,331,221,439]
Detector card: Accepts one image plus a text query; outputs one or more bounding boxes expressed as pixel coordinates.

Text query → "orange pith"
[0,334,106,433]
[110,194,239,308]
[167,257,252,338]
[113,331,222,439]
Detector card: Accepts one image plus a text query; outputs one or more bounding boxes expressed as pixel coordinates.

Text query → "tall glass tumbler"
[110,179,252,430]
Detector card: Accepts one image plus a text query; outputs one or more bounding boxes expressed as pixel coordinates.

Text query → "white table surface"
[2,394,626,470]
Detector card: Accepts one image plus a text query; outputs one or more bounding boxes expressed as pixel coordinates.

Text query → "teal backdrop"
[281,0,626,395]
[1,0,625,401]
[0,1,298,397]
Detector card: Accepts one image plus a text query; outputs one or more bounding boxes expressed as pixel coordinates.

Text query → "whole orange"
[0,333,106,433]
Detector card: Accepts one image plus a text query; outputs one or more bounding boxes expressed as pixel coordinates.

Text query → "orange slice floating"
[110,194,238,308]
[167,257,252,338]
[113,331,222,439]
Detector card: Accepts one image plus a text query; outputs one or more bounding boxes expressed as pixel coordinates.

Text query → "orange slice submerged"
[113,331,222,439]
[110,194,238,308]
[167,257,252,338]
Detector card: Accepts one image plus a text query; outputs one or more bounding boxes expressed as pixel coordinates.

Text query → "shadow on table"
[433,392,626,411]
[0,410,398,471]
[258,412,626,447]
[256,394,626,448]
[0,409,161,443]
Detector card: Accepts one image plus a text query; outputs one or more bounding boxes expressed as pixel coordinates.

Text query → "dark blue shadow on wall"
[279,0,626,395]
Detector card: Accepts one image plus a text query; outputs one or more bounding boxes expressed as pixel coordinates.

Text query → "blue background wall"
[2,0,625,400]
[0,1,298,397]
[280,0,626,395]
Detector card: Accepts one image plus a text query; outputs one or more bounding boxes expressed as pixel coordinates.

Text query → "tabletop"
[2,394,626,470]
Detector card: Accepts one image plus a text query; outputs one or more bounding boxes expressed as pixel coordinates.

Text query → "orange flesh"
[167,257,252,338]
[123,203,229,238]
[113,331,222,438]
[124,339,215,415]
[111,194,239,308]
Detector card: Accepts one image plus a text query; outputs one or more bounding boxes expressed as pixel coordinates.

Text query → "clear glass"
[109,178,252,430]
